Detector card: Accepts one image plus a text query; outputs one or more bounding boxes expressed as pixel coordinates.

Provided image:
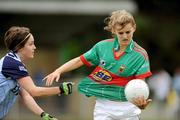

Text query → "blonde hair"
[104,10,136,33]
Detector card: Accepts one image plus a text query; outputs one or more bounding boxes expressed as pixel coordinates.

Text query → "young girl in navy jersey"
[0,26,73,120]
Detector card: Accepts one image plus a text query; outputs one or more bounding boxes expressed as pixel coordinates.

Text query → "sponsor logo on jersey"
[91,69,112,82]
[19,66,27,72]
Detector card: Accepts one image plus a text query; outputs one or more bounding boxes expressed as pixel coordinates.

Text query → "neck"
[119,45,127,52]
[17,52,25,63]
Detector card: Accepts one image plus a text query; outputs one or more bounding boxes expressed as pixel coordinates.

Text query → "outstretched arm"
[19,88,44,115]
[20,88,58,120]
[18,76,73,97]
[44,56,84,86]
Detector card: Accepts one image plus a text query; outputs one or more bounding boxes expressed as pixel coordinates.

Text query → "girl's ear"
[133,24,136,32]
[131,26,136,34]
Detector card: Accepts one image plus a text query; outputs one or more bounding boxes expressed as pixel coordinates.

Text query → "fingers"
[132,96,142,103]
[43,73,60,86]
[132,97,152,109]
[140,98,152,109]
[146,99,152,106]
[45,74,52,86]
[55,75,60,82]
[147,99,152,103]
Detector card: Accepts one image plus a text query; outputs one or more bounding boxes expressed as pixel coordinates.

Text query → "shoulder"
[1,53,28,79]
[3,53,22,66]
[95,38,114,46]
[3,53,27,72]
[133,42,149,60]
[100,38,114,43]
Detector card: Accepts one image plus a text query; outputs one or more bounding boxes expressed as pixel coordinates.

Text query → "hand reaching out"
[43,70,60,86]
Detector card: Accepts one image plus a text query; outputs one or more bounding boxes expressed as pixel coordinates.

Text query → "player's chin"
[29,54,34,58]
[31,53,35,58]
[121,43,129,46]
[121,42,130,46]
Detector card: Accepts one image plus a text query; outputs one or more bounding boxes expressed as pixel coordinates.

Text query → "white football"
[125,79,149,102]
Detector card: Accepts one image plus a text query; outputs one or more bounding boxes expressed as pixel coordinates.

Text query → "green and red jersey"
[78,37,152,101]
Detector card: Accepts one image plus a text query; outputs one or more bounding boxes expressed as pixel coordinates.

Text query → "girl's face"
[18,34,36,61]
[114,23,135,47]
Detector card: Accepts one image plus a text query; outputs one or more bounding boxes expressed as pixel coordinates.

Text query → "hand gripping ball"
[125,79,149,102]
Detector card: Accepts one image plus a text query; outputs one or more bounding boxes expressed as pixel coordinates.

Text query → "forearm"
[30,86,60,97]
[55,57,83,74]
[20,89,43,116]
[18,76,61,97]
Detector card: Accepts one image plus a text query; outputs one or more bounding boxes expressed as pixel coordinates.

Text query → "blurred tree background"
[0,0,180,75]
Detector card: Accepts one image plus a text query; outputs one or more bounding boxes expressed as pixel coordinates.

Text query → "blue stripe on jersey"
[2,55,28,80]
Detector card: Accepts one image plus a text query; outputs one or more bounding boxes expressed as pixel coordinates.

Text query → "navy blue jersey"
[0,51,29,119]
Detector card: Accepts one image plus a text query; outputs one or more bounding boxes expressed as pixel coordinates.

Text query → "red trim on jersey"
[88,66,135,86]
[103,38,114,42]
[134,44,148,60]
[88,66,152,86]
[135,71,152,79]
[80,55,91,67]
[113,48,124,60]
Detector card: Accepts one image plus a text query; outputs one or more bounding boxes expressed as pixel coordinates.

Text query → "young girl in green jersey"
[44,10,152,120]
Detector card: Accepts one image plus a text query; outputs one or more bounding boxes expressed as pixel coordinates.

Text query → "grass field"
[5,104,177,120]
[5,96,178,120]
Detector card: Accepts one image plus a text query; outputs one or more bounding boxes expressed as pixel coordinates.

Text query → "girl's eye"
[119,32,123,35]
[126,31,130,34]
[29,42,34,46]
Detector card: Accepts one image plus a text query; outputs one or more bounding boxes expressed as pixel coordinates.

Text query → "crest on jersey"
[119,65,125,73]
[91,69,112,82]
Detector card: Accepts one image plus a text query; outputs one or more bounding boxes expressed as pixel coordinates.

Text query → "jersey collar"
[7,51,22,62]
[113,36,134,53]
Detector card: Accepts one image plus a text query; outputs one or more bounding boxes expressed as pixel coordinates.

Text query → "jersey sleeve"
[2,56,29,80]
[80,43,100,66]
[135,55,152,79]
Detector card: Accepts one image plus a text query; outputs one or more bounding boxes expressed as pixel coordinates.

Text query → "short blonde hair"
[104,10,136,33]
